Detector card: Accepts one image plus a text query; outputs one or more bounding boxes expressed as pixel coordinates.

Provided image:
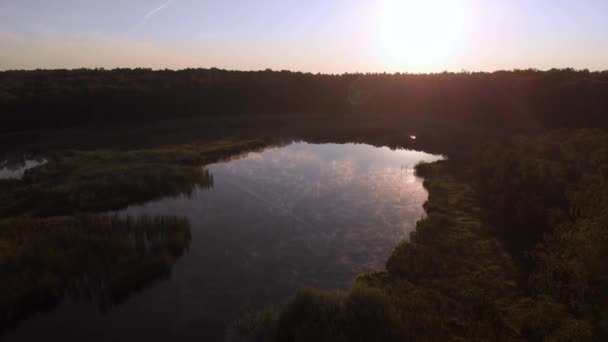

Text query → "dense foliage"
[1,68,608,135]
[475,129,608,339]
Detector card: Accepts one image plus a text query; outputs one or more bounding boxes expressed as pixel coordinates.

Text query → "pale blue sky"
[1,0,607,72]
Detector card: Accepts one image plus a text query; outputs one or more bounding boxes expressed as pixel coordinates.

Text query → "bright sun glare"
[376,0,469,72]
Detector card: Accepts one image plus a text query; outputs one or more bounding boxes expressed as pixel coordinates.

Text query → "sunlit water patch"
[0,155,47,179]
[5,142,442,341]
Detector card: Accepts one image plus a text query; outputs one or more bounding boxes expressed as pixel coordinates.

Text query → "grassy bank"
[231,160,521,341]
[0,139,267,217]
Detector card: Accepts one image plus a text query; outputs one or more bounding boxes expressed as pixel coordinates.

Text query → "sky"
[1,0,607,73]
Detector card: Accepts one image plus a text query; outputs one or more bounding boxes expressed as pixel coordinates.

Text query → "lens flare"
[375,0,470,72]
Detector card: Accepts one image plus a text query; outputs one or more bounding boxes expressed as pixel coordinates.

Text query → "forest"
[1,68,608,136]
[1,68,608,340]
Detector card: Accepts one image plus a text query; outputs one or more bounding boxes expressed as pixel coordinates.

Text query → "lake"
[3,142,442,341]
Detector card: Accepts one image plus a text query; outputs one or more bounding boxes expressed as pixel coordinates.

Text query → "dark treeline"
[1,68,608,134]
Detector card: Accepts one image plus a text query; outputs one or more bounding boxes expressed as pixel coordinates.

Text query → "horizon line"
[1,66,607,75]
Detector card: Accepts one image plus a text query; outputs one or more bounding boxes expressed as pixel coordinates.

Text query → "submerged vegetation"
[234,129,608,341]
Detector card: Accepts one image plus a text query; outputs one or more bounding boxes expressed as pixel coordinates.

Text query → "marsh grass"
[0,214,191,333]
[232,160,520,341]
[0,139,270,333]
[0,139,267,216]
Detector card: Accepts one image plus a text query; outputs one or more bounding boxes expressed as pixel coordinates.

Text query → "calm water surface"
[5,142,441,341]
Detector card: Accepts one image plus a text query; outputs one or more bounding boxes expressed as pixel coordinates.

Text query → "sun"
[375,0,469,72]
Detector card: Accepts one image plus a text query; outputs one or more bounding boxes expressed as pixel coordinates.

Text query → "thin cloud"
[144,0,174,20]
[124,0,175,36]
